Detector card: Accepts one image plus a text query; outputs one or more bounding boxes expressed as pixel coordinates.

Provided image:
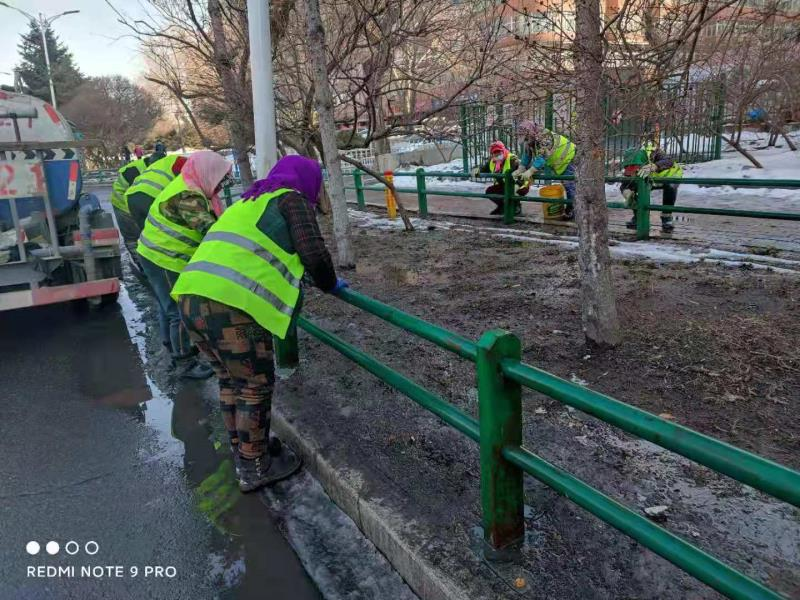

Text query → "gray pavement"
[0,298,321,599]
[0,186,416,600]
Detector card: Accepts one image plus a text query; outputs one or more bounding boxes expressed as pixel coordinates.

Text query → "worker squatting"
[472,120,683,232]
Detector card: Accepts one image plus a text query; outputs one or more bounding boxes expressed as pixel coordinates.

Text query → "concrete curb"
[271,409,468,600]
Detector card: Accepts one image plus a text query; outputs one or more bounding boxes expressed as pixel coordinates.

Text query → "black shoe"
[489,206,503,216]
[230,444,242,477]
[177,359,214,380]
[626,218,637,230]
[514,204,522,216]
[562,209,575,222]
[661,219,675,233]
[238,454,274,493]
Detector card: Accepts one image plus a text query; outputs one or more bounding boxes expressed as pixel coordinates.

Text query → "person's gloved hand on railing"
[330,277,349,295]
[471,166,481,179]
[637,163,657,178]
[532,156,546,170]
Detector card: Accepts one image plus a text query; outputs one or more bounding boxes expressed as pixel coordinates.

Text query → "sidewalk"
[348,188,800,256]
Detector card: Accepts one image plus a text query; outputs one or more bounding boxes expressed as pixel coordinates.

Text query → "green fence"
[276,288,800,600]
[460,83,725,173]
[347,169,800,240]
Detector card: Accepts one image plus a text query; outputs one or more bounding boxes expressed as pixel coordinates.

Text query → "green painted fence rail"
[279,287,800,600]
[347,169,800,239]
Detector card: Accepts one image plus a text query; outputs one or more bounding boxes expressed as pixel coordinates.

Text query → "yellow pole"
[384,170,397,220]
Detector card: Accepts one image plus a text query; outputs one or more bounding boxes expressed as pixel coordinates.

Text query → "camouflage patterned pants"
[180,295,274,460]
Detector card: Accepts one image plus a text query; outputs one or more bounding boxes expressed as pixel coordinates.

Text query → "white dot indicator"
[65,541,80,555]
[26,541,40,555]
[46,541,60,555]
[85,541,99,555]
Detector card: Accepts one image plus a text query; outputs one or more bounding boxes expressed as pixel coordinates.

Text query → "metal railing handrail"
[278,287,800,600]
[348,168,800,239]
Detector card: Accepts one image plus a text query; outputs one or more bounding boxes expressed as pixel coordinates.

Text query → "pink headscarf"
[181,150,232,216]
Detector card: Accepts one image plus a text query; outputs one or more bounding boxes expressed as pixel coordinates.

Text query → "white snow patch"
[348,209,800,274]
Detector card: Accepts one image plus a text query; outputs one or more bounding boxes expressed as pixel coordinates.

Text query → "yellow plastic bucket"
[539,184,565,220]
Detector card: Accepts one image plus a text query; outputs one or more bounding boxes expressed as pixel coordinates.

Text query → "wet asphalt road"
[0,274,321,597]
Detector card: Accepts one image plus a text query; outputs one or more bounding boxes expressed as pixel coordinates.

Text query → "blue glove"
[331,277,349,294]
[532,156,546,170]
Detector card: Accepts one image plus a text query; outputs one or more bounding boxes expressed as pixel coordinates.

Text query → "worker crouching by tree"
[516,121,577,221]
[472,141,530,216]
[136,150,232,380]
[171,156,347,493]
[620,139,683,233]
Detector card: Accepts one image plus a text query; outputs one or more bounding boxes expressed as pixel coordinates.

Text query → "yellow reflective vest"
[111,157,147,214]
[136,175,206,273]
[171,188,305,339]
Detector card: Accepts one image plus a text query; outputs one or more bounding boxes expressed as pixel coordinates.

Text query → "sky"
[0,0,149,88]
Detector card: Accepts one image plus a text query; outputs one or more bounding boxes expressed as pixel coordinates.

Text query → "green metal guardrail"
[277,288,800,600]
[347,169,800,240]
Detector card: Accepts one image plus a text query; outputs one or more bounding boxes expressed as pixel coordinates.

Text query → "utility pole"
[247,0,278,178]
[0,3,80,108]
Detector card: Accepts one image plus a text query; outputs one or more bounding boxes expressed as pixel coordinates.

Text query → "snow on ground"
[348,208,800,274]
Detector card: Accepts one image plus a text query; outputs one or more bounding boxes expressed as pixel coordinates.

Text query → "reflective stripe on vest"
[126,155,182,200]
[491,153,516,173]
[646,147,684,179]
[136,175,206,273]
[546,134,576,176]
[111,157,147,213]
[170,188,305,339]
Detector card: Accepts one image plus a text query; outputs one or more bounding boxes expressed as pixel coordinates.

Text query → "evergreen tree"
[16,21,83,105]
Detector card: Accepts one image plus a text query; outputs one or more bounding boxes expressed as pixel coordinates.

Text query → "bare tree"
[305,0,355,267]
[107,0,255,183]
[62,76,162,167]
[574,0,621,347]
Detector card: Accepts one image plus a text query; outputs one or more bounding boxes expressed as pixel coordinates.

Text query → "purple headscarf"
[241,155,322,206]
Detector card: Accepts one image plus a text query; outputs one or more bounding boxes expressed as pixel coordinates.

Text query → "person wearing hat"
[515,120,577,220]
[471,140,529,216]
[620,138,683,233]
[171,155,347,493]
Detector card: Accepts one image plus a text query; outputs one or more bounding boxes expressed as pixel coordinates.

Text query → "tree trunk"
[209,0,254,187]
[304,0,356,268]
[573,0,621,348]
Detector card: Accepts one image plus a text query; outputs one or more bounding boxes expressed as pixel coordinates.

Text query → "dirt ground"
[277,209,800,599]
[313,211,799,470]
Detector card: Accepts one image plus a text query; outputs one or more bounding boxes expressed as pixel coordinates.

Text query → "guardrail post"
[635,177,651,241]
[713,79,726,160]
[274,324,299,370]
[477,329,524,559]
[353,169,366,210]
[460,104,470,173]
[502,172,515,225]
[416,167,428,218]
[544,92,554,131]
[223,182,232,208]
[384,170,397,220]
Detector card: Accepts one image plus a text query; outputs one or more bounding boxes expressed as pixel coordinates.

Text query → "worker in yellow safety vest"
[171,155,345,493]
[111,141,167,256]
[471,140,530,216]
[620,138,683,233]
[136,150,232,380]
[515,121,577,221]
[125,154,187,231]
